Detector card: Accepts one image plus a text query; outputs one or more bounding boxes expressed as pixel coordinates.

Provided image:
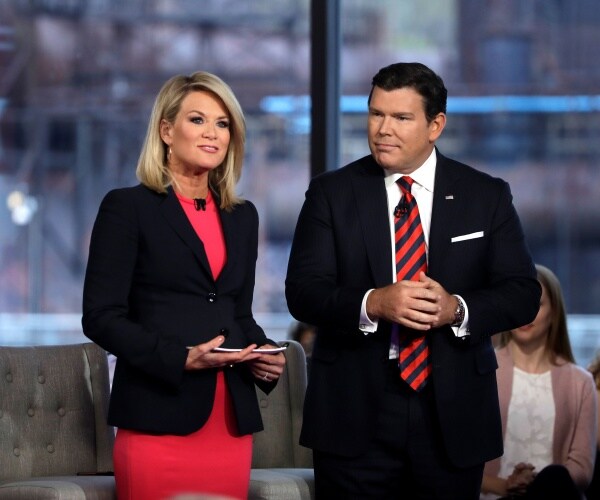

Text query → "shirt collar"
[383,148,437,193]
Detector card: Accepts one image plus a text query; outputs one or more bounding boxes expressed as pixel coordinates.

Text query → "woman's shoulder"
[100,183,163,206]
[494,345,512,363]
[493,346,514,384]
[553,359,596,389]
[231,198,258,217]
[104,183,156,198]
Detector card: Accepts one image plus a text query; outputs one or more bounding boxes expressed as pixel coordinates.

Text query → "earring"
[167,147,172,162]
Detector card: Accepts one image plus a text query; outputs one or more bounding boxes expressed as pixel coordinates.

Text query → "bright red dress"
[113,191,253,500]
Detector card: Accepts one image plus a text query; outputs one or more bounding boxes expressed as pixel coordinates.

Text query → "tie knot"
[397,176,413,194]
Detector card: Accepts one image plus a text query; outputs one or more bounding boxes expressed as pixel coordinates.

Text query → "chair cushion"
[252,341,312,469]
[0,475,116,500]
[0,344,114,481]
[249,468,314,500]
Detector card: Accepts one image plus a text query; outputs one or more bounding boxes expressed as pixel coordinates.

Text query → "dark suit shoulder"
[93,185,170,236]
[101,183,165,205]
[437,151,508,191]
[310,155,382,186]
[231,198,258,216]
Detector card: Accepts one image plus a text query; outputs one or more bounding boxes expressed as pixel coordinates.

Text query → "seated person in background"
[288,321,316,372]
[586,351,600,499]
[480,264,597,500]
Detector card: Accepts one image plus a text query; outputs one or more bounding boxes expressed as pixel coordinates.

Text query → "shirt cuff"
[359,289,378,334]
[451,294,470,338]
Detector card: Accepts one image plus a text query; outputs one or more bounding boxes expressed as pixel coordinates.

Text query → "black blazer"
[285,150,541,468]
[82,184,274,436]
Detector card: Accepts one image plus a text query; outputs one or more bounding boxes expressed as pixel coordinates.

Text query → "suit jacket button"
[207,292,217,303]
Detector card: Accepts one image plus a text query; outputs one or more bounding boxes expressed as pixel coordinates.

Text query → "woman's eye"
[191,117,204,124]
[217,120,230,129]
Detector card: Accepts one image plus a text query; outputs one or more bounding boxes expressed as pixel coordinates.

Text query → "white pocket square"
[451,231,484,243]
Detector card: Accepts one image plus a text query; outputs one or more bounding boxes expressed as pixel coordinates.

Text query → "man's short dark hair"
[368,62,447,122]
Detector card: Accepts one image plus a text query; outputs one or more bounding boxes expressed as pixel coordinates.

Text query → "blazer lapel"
[218,206,237,282]
[428,150,461,278]
[352,156,394,288]
[159,187,214,280]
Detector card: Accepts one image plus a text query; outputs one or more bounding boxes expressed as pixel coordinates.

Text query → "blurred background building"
[0,0,599,366]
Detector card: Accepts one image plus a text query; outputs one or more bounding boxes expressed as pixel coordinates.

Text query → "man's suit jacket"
[285,150,541,468]
[83,184,274,436]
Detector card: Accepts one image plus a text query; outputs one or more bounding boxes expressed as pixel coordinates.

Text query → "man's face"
[367,86,445,174]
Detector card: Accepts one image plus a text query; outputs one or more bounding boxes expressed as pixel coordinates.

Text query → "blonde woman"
[83,72,285,500]
[481,264,597,499]
[586,352,600,498]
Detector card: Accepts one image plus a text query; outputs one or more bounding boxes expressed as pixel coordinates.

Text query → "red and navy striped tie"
[395,176,431,391]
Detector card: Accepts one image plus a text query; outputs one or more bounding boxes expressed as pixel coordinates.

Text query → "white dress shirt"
[358,149,469,343]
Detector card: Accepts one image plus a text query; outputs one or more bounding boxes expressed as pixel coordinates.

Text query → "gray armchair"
[249,340,315,500]
[0,343,116,500]
[0,340,314,500]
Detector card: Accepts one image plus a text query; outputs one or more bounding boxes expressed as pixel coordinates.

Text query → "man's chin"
[372,152,398,170]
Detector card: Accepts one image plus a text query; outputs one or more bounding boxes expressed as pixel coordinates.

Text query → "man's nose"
[378,116,393,135]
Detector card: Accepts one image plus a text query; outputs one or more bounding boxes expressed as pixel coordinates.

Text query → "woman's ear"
[159,119,172,144]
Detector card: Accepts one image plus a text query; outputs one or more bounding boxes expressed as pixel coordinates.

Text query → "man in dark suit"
[285,62,541,499]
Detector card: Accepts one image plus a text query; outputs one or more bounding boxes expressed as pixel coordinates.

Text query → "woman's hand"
[247,344,286,382]
[184,335,260,370]
[506,462,535,496]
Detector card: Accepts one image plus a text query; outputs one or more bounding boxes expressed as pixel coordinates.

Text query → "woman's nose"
[202,123,217,138]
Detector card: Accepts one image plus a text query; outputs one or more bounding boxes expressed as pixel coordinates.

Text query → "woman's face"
[161,90,230,173]
[511,282,552,347]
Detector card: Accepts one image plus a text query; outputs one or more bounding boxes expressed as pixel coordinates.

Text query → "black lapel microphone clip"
[194,198,206,211]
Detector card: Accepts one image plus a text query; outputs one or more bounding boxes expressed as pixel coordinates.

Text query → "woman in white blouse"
[480,264,597,500]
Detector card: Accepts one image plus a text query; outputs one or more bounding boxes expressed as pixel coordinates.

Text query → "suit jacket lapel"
[218,205,237,282]
[159,187,214,280]
[428,150,461,278]
[352,156,394,288]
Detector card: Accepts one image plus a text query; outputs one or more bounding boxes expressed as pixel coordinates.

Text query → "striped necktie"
[394,176,431,391]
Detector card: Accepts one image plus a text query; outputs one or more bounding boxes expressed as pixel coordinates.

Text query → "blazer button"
[207,292,217,303]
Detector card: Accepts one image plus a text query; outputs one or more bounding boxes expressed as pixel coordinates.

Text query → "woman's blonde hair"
[497,263,575,364]
[136,71,246,210]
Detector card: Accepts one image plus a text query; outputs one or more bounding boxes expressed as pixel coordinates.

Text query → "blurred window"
[0,0,598,366]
